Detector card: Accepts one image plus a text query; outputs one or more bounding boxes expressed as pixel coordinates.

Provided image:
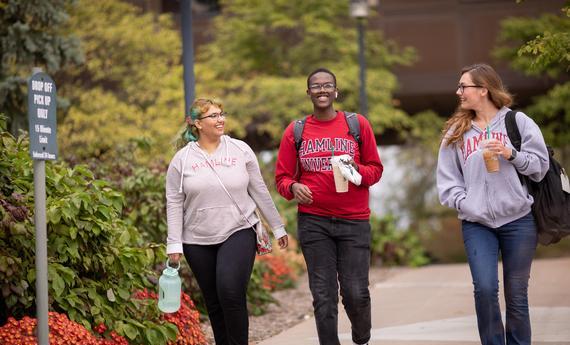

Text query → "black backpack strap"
[343,112,362,146]
[295,113,362,151]
[293,117,307,151]
[505,110,521,151]
[505,110,527,186]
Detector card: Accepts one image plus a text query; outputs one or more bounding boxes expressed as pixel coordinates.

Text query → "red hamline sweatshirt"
[275,111,383,220]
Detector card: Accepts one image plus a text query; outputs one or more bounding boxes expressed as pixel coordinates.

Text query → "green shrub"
[0,122,178,344]
[247,262,277,316]
[370,214,430,267]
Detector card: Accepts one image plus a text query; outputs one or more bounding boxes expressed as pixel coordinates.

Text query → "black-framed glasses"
[198,112,227,120]
[457,84,482,94]
[308,82,336,93]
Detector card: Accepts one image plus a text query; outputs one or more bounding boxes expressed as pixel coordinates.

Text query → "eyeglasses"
[308,83,336,93]
[198,112,227,120]
[457,84,482,94]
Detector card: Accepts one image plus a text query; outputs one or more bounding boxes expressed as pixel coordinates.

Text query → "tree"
[0,0,83,135]
[55,0,184,161]
[195,0,417,149]
[494,2,570,151]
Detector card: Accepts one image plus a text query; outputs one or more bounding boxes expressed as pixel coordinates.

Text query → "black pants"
[298,213,372,345]
[183,228,256,345]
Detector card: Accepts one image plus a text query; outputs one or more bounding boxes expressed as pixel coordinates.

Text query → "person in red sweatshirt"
[275,68,383,345]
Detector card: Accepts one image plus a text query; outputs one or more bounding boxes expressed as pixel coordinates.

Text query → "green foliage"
[518,29,569,77]
[408,110,446,149]
[494,5,569,77]
[494,2,570,151]
[0,124,178,345]
[202,0,414,77]
[0,0,84,134]
[524,82,570,148]
[370,214,430,267]
[3,0,420,163]
[77,137,169,245]
[196,0,417,148]
[55,0,184,161]
[247,262,277,316]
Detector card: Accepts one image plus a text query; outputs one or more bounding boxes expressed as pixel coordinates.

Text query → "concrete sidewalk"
[258,257,570,345]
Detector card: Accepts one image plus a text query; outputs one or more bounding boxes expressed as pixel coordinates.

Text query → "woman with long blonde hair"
[437,64,549,345]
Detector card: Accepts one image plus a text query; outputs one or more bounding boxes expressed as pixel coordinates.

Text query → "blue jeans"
[298,213,371,345]
[462,212,537,345]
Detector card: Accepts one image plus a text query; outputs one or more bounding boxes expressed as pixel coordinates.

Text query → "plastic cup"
[332,162,349,192]
[481,140,500,173]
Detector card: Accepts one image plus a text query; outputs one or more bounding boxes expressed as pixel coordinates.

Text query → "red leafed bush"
[0,312,128,345]
[133,290,206,345]
[256,255,297,291]
[0,295,206,345]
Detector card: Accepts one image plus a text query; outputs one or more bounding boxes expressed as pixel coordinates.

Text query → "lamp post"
[350,0,370,116]
[180,0,196,114]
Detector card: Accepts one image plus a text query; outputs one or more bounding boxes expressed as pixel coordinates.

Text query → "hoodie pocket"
[488,174,530,219]
[189,205,246,239]
[459,188,491,224]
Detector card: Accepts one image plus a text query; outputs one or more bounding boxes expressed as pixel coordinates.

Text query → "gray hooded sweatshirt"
[166,135,286,254]
[437,107,549,228]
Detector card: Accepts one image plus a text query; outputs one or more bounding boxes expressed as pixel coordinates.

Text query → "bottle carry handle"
[166,258,181,270]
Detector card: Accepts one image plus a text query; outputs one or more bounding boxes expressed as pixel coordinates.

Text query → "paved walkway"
[258,257,570,345]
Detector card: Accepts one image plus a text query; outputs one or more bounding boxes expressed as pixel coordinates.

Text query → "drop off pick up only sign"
[28,72,57,160]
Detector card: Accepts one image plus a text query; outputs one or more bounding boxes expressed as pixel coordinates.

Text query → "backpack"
[505,110,570,245]
[293,111,361,151]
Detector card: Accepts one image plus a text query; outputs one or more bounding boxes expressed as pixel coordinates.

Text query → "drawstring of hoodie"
[178,143,192,193]
[178,136,234,194]
[223,136,230,163]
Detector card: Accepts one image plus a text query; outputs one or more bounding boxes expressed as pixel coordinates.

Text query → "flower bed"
[0,291,206,345]
[0,312,128,345]
[134,290,206,345]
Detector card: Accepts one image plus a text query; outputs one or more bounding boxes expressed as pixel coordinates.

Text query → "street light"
[350,0,370,116]
[180,0,196,114]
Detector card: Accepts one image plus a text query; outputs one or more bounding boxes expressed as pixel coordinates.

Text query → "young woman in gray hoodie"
[437,64,549,345]
[166,98,288,345]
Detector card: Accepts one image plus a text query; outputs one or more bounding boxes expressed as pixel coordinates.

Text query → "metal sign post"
[28,68,57,345]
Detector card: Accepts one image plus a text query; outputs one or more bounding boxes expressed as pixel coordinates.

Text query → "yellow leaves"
[57,0,185,161]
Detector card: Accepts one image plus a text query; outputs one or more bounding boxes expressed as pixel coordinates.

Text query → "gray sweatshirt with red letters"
[437,107,549,228]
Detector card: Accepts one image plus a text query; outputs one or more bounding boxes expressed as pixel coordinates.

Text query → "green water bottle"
[158,259,181,313]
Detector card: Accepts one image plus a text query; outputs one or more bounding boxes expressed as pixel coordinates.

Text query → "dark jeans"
[462,212,537,345]
[298,212,371,345]
[183,228,256,345]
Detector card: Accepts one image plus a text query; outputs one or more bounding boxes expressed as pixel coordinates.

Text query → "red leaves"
[256,255,297,291]
[0,312,128,345]
[133,290,206,345]
[93,323,107,335]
